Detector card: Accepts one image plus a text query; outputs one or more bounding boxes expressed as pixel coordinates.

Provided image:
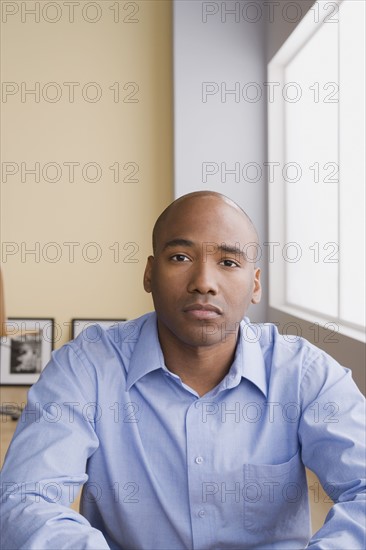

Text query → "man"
[1,191,365,549]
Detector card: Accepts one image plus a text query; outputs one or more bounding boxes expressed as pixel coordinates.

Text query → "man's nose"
[187,261,218,295]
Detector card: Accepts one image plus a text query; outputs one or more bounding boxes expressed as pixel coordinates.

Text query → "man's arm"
[299,356,366,549]
[0,344,110,549]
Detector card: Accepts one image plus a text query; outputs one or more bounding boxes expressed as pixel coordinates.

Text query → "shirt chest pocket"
[243,450,309,536]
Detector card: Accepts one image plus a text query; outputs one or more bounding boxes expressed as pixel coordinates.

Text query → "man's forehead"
[152,192,259,253]
[164,196,247,228]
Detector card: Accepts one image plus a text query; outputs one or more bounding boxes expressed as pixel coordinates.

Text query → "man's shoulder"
[70,312,154,350]
[241,318,343,380]
[243,320,355,407]
[242,318,321,355]
[50,312,155,379]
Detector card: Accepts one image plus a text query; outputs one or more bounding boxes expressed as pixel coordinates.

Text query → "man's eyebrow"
[162,238,195,250]
[218,243,250,260]
[162,240,248,259]
[218,243,243,256]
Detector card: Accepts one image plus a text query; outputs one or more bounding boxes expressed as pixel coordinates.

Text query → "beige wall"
[1,0,173,347]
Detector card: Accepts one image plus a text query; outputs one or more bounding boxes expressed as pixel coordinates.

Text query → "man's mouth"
[183,303,222,319]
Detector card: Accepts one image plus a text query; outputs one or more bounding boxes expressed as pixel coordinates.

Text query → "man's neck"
[158,327,238,397]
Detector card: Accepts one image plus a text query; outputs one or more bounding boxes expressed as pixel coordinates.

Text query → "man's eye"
[171,254,190,262]
[220,259,239,268]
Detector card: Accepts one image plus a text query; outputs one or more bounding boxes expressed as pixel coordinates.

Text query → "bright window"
[268,0,365,341]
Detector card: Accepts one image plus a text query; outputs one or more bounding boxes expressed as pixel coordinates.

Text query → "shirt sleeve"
[0,343,110,550]
[298,350,366,549]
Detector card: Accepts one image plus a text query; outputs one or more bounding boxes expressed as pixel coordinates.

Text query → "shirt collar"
[126,313,267,398]
[126,313,165,391]
[233,318,268,397]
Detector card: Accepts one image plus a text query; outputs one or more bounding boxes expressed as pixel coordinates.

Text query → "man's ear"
[251,267,262,304]
[143,256,154,293]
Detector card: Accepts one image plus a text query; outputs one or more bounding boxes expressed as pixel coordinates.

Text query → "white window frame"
[268,0,365,343]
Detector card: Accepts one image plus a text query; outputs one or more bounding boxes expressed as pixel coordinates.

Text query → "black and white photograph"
[10,334,42,374]
[0,318,54,385]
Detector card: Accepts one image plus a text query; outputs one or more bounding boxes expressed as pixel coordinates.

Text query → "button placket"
[186,401,215,549]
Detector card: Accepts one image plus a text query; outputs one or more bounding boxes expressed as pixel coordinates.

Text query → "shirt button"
[198,510,205,518]
[195,456,204,464]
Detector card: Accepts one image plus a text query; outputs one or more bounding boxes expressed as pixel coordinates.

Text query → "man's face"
[144,196,261,349]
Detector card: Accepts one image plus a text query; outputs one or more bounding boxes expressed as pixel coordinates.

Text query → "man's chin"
[157,318,239,349]
[181,323,238,349]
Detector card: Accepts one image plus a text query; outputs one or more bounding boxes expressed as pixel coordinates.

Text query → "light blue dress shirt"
[1,313,365,549]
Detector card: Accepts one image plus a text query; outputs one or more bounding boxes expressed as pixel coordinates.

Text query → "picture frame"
[71,318,126,340]
[0,318,54,386]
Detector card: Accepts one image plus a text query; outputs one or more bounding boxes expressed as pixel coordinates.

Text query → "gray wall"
[173,0,267,322]
[266,0,315,61]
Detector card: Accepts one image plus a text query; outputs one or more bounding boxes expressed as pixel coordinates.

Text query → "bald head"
[152,191,258,254]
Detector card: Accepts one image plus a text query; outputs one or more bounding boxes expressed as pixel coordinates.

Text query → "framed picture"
[71,318,126,340]
[0,318,54,386]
